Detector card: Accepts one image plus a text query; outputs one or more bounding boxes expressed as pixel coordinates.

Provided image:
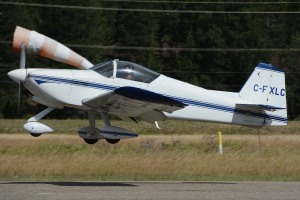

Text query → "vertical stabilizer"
[239,63,286,109]
[238,63,287,125]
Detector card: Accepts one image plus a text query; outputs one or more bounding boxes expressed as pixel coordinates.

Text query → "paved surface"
[1,181,300,200]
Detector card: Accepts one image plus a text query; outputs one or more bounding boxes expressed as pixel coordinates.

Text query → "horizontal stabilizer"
[236,103,285,111]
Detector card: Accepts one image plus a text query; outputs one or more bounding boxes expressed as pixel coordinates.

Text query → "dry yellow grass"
[1,133,300,181]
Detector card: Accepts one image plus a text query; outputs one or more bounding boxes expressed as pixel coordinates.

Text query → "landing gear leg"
[100,112,120,144]
[83,111,99,144]
[28,107,55,122]
[100,112,111,127]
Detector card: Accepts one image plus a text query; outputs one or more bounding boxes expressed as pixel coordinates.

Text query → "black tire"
[106,138,120,144]
[83,138,98,144]
[30,133,42,137]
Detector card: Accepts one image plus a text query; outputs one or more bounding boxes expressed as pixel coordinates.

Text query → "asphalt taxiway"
[1,181,300,200]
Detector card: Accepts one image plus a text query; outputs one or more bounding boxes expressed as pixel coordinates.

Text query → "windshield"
[90,61,114,78]
[91,60,160,83]
[116,61,160,83]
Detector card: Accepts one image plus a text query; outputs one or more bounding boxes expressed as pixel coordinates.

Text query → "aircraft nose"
[7,69,27,83]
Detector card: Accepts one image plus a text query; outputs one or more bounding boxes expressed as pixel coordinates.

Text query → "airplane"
[7,26,287,144]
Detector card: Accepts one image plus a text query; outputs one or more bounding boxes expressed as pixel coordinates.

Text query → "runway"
[1,181,300,200]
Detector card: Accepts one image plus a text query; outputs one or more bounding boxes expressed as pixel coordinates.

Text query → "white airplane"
[8,26,287,144]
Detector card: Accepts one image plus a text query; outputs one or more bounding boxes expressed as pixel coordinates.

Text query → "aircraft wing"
[82,86,187,122]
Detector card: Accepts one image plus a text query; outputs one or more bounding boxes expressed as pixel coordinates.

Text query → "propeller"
[13,26,93,69]
[17,42,26,115]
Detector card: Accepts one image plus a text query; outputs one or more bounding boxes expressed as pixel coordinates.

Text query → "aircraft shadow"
[0,181,137,187]
[182,181,236,185]
[1,181,237,186]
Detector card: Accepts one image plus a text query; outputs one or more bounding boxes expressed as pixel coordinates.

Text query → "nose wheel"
[30,133,42,137]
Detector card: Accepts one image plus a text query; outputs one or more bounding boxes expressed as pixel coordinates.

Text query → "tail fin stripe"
[256,63,284,73]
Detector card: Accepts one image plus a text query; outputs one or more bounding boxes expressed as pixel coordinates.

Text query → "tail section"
[238,63,287,125]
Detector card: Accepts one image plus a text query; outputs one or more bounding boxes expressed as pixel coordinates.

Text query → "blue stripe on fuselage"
[167,95,286,123]
[30,75,117,91]
[29,75,287,123]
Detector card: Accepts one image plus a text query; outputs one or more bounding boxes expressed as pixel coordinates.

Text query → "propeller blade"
[18,83,22,115]
[18,42,26,115]
[13,26,93,69]
[20,42,26,69]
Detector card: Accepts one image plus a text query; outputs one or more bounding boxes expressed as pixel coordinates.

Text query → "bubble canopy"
[90,60,160,83]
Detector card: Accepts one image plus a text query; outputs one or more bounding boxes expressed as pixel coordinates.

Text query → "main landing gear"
[78,111,122,145]
[78,111,138,145]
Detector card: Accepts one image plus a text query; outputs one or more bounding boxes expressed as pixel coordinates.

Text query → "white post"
[218,131,223,156]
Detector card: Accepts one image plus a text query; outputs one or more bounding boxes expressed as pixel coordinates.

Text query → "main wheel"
[106,138,120,144]
[84,138,98,144]
[30,133,42,137]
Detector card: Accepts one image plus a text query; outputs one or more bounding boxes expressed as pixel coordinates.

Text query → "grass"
[1,119,300,181]
[1,130,300,181]
[1,119,300,135]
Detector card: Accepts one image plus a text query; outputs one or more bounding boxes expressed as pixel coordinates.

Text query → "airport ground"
[1,181,300,200]
[1,119,300,199]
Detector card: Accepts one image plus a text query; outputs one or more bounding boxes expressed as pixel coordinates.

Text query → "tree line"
[1,0,300,119]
